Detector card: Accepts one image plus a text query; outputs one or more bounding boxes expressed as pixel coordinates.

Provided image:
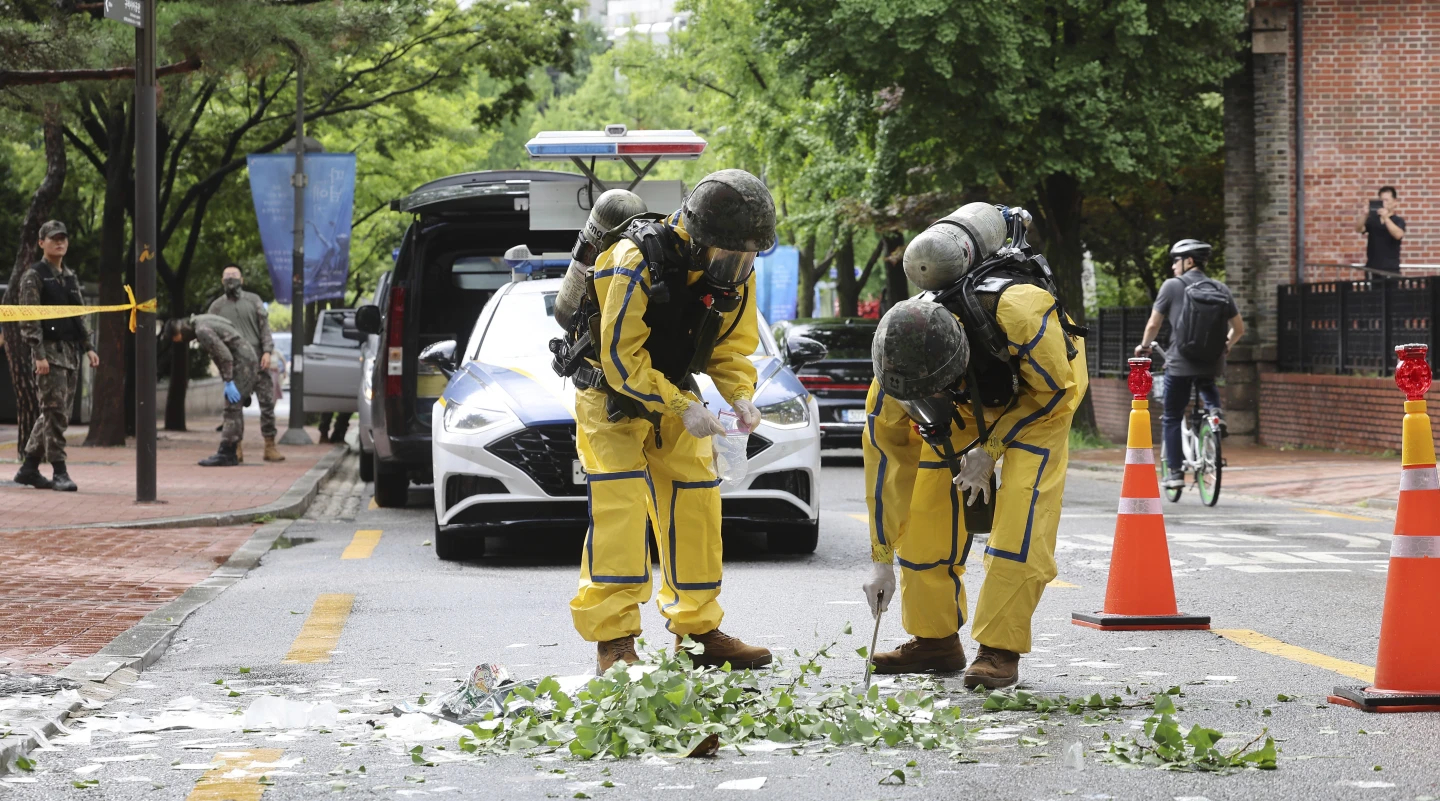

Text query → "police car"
[425,277,822,561]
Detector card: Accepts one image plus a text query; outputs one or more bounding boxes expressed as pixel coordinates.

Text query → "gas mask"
[696,246,756,289]
[897,394,956,434]
[222,277,242,297]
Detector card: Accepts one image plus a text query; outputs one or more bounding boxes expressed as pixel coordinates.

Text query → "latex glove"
[953,448,996,507]
[223,380,242,404]
[682,401,725,438]
[732,397,761,432]
[863,561,896,617]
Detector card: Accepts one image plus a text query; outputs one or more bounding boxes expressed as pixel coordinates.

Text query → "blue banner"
[754,245,799,324]
[246,153,356,305]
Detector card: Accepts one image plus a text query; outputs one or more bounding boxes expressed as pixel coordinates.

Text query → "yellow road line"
[1048,579,1080,588]
[368,497,379,510]
[1213,629,1374,683]
[283,593,354,664]
[341,530,382,560]
[1298,507,1380,522]
[186,748,284,801]
[847,512,867,523]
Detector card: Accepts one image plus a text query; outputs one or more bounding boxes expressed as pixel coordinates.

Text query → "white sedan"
[428,278,822,560]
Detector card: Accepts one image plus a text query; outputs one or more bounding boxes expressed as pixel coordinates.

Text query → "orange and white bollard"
[1331,343,1440,712]
[1072,358,1210,631]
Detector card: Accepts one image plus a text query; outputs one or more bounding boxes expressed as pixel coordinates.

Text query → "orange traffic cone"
[1331,343,1440,712]
[1073,358,1210,631]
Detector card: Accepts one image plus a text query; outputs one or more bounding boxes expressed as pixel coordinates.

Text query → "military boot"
[872,634,967,675]
[13,455,53,489]
[963,645,1021,690]
[677,630,772,669]
[198,442,239,467]
[263,436,286,462]
[596,635,639,675]
[50,462,77,492]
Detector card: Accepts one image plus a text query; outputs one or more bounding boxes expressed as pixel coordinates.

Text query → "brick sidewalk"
[1072,442,1400,507]
[0,418,333,528]
[0,526,257,674]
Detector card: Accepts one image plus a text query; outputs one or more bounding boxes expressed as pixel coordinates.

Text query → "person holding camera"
[1355,186,1407,275]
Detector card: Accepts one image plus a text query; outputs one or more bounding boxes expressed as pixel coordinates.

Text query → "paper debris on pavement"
[716,776,767,790]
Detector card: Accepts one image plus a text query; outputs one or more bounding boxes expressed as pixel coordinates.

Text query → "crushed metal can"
[393,663,539,724]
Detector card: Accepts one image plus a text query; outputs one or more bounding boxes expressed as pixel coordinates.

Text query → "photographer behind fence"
[1355,185,1407,275]
[1134,240,1245,490]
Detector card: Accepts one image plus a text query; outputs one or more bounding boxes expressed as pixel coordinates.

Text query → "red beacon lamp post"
[1128,357,1153,401]
[1395,344,1432,401]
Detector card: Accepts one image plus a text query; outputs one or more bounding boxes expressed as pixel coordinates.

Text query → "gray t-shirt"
[1153,270,1239,378]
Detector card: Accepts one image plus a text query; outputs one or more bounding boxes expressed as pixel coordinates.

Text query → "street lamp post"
[134,0,158,501]
[279,54,313,446]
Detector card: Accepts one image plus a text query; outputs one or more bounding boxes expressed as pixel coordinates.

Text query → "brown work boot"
[235,440,244,463]
[596,636,639,675]
[676,630,772,670]
[963,645,1021,690]
[872,634,967,675]
[263,436,286,462]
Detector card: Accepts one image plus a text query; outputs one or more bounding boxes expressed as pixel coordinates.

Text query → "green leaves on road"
[1101,694,1277,772]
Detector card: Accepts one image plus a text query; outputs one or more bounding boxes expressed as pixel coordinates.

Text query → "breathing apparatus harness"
[548,214,750,437]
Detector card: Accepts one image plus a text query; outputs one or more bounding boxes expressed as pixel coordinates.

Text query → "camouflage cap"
[38,220,67,240]
[872,298,969,400]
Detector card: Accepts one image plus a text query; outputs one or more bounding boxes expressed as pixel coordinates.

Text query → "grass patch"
[1069,426,1112,451]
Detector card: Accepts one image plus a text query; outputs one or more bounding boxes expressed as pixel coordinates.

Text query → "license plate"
[573,460,586,485]
[842,408,867,423]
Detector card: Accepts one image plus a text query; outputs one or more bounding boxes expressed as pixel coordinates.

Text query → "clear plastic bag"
[713,410,750,486]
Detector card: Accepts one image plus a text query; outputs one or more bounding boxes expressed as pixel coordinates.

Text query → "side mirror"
[354,304,382,335]
[341,326,366,342]
[785,335,828,372]
[419,339,458,378]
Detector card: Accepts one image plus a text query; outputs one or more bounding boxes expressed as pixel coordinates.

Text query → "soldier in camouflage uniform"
[166,314,258,467]
[13,221,100,493]
[207,263,283,462]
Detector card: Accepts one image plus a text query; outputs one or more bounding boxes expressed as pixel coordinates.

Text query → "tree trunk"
[85,100,133,447]
[834,228,858,317]
[1033,171,1096,433]
[881,232,907,313]
[796,235,817,318]
[162,267,189,431]
[2,118,66,453]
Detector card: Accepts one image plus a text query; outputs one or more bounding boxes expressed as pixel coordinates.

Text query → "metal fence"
[1277,277,1436,376]
[1086,305,1166,377]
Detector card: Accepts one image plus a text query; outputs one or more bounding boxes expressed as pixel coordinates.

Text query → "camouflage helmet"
[681,169,777,252]
[872,298,969,401]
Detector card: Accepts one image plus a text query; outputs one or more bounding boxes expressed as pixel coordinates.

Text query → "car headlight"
[441,375,515,434]
[758,395,809,429]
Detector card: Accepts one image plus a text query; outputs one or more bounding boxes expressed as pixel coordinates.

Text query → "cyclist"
[1134,239,1245,489]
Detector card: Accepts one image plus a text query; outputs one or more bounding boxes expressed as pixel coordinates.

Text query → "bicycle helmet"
[1169,239,1212,266]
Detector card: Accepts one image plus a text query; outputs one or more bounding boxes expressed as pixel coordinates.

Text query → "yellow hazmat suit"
[570,215,759,643]
[863,284,1087,653]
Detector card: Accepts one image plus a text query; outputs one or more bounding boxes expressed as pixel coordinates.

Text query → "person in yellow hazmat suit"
[860,203,1088,689]
[554,169,777,674]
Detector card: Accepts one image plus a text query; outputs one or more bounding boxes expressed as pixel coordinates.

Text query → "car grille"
[748,470,810,504]
[746,433,772,459]
[485,425,586,498]
[445,474,508,511]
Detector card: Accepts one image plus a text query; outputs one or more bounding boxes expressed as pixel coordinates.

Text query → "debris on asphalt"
[0,673,80,697]
[1063,742,1085,770]
[242,696,339,729]
[715,776,766,790]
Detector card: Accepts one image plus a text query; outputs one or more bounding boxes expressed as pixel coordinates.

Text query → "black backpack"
[1173,273,1232,362]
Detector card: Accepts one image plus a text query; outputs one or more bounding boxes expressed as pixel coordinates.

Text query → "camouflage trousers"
[254,365,277,439]
[221,366,259,447]
[24,358,78,464]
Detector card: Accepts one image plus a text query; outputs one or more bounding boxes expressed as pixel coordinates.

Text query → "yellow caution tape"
[0,284,157,333]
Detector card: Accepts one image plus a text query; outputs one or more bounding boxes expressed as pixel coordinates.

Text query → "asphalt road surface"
[8,452,1437,800]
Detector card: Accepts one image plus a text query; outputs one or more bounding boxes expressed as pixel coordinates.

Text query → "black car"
[352,170,585,507]
[772,317,876,449]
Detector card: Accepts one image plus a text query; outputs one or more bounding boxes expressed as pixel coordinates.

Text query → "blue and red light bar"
[525,126,707,161]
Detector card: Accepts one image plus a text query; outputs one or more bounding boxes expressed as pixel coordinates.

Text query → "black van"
[353,170,585,507]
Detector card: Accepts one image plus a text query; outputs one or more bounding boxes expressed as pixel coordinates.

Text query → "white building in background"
[586,0,689,43]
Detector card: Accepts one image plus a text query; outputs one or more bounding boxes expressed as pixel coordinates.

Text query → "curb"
[1,445,347,532]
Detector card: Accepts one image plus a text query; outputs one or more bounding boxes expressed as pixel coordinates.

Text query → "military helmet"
[681,169,777,253]
[903,203,1008,291]
[872,298,969,401]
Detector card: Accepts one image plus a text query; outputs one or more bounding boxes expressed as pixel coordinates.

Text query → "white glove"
[682,401,725,438]
[863,561,896,617]
[953,448,996,507]
[732,397,761,432]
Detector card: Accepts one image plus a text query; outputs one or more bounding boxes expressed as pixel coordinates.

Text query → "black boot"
[50,462,77,492]
[13,455,53,489]
[198,442,239,467]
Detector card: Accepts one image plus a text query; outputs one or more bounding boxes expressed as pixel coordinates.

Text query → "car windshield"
[795,325,874,359]
[476,288,772,363]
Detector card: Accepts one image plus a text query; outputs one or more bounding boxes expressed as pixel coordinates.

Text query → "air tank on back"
[902,203,1009,291]
[553,189,649,327]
